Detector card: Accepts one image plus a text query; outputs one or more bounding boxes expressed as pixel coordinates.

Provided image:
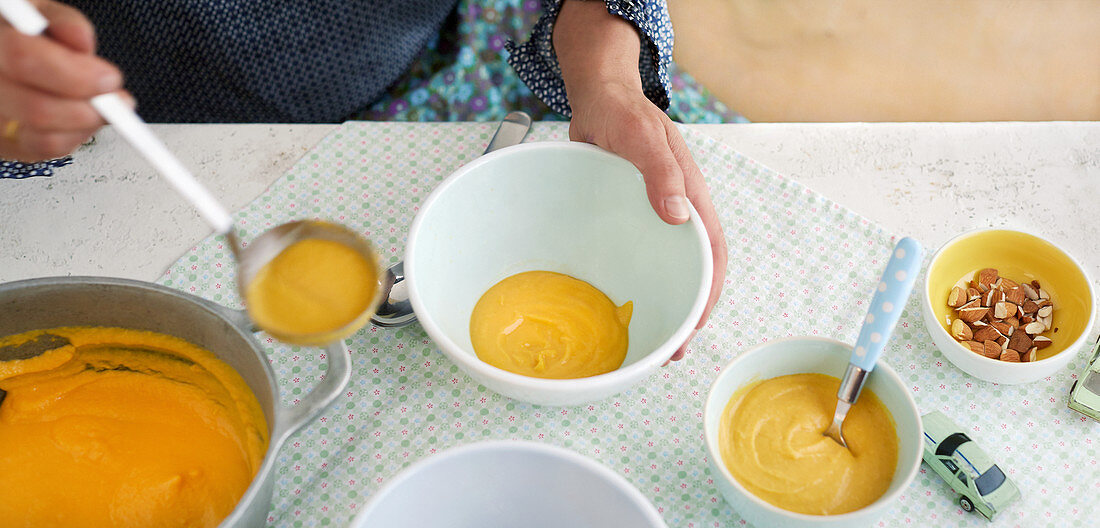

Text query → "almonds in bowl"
[946,268,1055,363]
[920,228,1094,385]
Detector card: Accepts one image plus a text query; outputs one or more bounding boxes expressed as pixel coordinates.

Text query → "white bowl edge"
[348,440,669,528]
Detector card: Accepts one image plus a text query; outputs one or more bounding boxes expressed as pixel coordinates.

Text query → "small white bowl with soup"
[404,142,712,406]
[704,337,923,528]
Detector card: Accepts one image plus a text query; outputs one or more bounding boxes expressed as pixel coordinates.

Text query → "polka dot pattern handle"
[850,237,923,372]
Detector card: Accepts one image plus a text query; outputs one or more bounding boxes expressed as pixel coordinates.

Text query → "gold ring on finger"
[1,119,19,143]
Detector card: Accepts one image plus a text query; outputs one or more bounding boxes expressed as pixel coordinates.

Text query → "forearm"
[552,0,645,108]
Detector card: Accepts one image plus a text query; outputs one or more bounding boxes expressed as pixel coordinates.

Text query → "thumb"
[567,117,592,144]
[598,117,689,225]
[632,129,690,226]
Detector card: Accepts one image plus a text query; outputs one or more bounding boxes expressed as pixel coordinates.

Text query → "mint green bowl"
[703,337,923,528]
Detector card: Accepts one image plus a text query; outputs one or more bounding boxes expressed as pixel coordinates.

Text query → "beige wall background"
[669,0,1100,121]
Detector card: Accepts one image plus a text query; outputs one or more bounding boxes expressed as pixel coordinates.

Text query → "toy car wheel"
[1070,380,1078,395]
[959,496,974,512]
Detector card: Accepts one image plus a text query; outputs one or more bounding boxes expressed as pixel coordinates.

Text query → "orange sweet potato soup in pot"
[0,327,268,527]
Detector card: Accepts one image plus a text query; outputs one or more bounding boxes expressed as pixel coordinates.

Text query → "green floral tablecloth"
[159,122,1098,528]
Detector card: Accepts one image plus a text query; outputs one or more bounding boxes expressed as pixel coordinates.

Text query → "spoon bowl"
[370,263,415,328]
[236,220,384,345]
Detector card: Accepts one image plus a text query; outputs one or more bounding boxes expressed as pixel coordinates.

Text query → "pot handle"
[272,341,351,443]
[199,300,352,444]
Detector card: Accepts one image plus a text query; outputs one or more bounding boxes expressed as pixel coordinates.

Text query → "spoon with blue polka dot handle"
[824,237,923,448]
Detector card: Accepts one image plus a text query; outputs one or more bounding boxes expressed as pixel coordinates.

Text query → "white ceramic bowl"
[405,142,712,405]
[703,337,923,528]
[348,441,668,528]
[920,228,1095,385]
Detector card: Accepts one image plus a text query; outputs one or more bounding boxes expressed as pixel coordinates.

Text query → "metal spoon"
[0,332,70,362]
[82,95,384,345]
[824,237,922,448]
[5,1,528,333]
[368,111,532,328]
[0,332,70,404]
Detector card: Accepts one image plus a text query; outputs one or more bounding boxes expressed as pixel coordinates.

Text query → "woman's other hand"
[553,0,728,363]
[0,0,127,161]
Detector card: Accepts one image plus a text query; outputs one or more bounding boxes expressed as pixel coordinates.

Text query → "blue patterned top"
[5,1,745,179]
[62,0,673,123]
[508,0,672,117]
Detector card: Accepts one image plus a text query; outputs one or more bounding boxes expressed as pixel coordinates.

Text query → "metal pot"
[0,276,350,528]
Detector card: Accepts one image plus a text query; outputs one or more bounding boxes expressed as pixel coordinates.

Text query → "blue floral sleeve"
[506,0,672,118]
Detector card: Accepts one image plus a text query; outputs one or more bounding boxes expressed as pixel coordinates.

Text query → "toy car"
[1068,335,1100,421]
[921,411,1020,521]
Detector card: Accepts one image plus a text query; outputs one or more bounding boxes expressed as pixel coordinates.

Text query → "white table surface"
[2,122,1097,288]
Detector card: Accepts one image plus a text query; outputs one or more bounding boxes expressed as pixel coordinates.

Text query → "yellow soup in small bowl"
[703,338,923,528]
[718,373,898,515]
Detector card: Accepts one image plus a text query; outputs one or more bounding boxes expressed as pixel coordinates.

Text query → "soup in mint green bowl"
[704,337,922,528]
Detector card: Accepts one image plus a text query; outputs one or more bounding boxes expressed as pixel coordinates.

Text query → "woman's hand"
[554,0,728,363]
[0,0,127,161]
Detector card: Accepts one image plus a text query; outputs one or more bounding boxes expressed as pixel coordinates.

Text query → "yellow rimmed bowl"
[921,228,1095,384]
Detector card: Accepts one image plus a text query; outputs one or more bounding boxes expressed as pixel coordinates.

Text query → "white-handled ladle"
[824,237,922,448]
[1,0,234,236]
[0,0,384,346]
